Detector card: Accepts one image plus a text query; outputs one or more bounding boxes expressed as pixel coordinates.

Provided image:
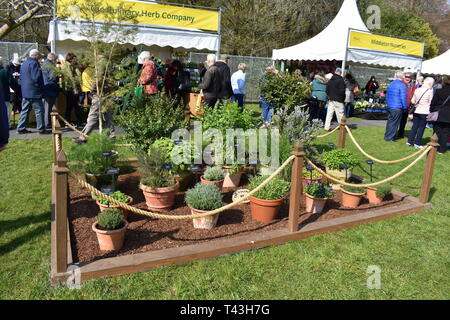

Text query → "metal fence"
[0,41,39,63]
[189,52,272,102]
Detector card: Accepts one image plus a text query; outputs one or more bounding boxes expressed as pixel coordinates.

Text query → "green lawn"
[0,127,449,300]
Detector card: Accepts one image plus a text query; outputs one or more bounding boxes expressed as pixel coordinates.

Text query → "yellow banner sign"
[349,30,424,57]
[57,0,220,32]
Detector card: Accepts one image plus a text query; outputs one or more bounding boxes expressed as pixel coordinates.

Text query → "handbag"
[409,89,430,115]
[426,95,450,122]
[353,86,360,96]
[134,83,143,97]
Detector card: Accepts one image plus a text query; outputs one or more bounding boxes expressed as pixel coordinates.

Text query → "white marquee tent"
[272,0,423,70]
[421,49,450,75]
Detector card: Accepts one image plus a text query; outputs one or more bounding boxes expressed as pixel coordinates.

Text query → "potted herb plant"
[92,208,128,251]
[248,176,291,223]
[341,186,366,208]
[96,191,133,221]
[138,147,179,212]
[303,167,323,188]
[201,167,225,190]
[185,183,223,230]
[69,131,118,189]
[366,184,392,205]
[321,149,359,181]
[223,164,245,188]
[304,182,334,214]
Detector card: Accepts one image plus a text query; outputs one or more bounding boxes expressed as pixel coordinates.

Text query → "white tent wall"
[421,49,450,76]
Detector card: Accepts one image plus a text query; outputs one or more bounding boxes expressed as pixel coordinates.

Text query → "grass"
[0,126,449,299]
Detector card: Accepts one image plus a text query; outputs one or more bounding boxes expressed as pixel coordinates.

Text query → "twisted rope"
[69,155,296,220]
[304,147,431,188]
[55,134,62,152]
[316,126,340,139]
[345,125,428,164]
[58,115,89,139]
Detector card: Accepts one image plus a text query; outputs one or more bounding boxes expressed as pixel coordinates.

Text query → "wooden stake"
[54,150,69,273]
[288,141,305,232]
[338,116,347,149]
[419,134,439,204]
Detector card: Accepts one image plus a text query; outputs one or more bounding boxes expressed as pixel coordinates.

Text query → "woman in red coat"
[138,51,158,95]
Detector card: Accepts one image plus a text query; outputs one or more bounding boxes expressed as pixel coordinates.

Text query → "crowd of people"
[384,71,450,154]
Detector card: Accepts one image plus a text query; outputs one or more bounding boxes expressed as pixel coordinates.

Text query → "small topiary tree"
[204,167,225,182]
[185,183,223,211]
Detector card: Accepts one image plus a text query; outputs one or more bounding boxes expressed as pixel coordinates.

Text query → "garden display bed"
[59,170,429,283]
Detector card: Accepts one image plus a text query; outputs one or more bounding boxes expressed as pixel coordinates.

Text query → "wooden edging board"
[50,190,430,285]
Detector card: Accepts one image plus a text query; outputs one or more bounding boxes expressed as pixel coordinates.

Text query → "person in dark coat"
[16,49,48,134]
[6,57,22,115]
[0,91,9,151]
[324,67,346,131]
[365,76,379,95]
[199,54,221,107]
[213,55,233,101]
[430,76,450,154]
[42,53,60,129]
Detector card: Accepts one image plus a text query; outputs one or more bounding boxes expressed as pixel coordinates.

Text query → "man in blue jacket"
[42,52,60,129]
[16,49,49,134]
[384,71,407,142]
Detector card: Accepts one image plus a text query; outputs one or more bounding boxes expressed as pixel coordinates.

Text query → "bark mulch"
[68,171,405,264]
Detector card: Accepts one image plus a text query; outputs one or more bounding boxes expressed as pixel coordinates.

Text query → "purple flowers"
[305,182,335,199]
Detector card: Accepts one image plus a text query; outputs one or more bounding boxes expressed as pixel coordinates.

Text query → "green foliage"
[375,184,393,198]
[97,208,124,230]
[185,183,223,211]
[197,102,259,135]
[170,140,202,172]
[377,7,440,59]
[343,186,366,194]
[98,191,129,206]
[322,149,360,170]
[248,175,291,200]
[138,147,176,190]
[305,182,334,199]
[260,73,311,108]
[117,94,188,152]
[68,130,116,174]
[151,138,176,165]
[204,167,225,181]
[273,106,322,158]
[303,167,323,179]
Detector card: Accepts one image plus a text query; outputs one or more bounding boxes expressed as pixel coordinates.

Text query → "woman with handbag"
[344,73,359,118]
[406,77,434,149]
[428,75,450,154]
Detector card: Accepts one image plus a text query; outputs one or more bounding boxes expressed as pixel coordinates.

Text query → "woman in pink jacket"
[407,77,435,149]
[138,51,158,95]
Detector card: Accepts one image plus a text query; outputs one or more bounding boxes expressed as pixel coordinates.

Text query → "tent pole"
[342,28,351,77]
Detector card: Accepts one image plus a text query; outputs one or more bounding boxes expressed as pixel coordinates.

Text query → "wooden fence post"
[54,150,69,273]
[419,134,439,204]
[52,107,62,165]
[338,116,347,149]
[288,141,305,232]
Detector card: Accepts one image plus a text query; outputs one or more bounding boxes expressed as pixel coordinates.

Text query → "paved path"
[8,119,409,140]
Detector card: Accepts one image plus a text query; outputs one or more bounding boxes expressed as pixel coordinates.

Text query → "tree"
[0,0,53,40]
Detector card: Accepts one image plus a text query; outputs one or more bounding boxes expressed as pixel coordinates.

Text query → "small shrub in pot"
[366,184,392,205]
[304,182,335,214]
[201,167,225,190]
[341,186,366,208]
[96,191,132,220]
[185,183,223,229]
[92,208,128,251]
[321,149,359,181]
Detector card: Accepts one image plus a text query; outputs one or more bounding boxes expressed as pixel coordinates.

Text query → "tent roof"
[272,0,368,61]
[421,49,450,75]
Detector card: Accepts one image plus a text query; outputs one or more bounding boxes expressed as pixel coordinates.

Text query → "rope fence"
[345,125,429,164]
[69,155,296,220]
[316,126,340,139]
[304,146,431,188]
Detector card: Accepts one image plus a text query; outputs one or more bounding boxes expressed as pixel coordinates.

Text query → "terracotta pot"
[366,187,382,205]
[341,189,365,208]
[249,196,284,223]
[200,176,224,191]
[96,196,133,221]
[223,167,243,188]
[305,194,328,214]
[140,182,179,212]
[190,207,220,230]
[303,178,322,188]
[92,220,128,251]
[325,167,352,181]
